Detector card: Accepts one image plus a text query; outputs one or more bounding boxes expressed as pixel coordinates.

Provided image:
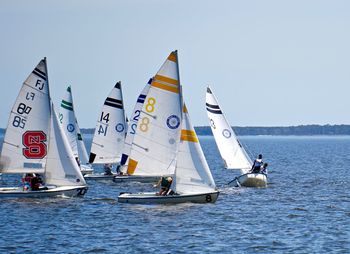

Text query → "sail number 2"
[140,97,156,132]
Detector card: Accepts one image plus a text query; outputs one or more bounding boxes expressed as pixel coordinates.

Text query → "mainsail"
[0,59,50,173]
[174,104,216,194]
[120,79,151,167]
[89,81,126,164]
[126,51,182,176]
[59,86,79,160]
[206,86,252,174]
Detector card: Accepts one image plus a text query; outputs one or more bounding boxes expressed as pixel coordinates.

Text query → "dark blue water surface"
[1,135,350,253]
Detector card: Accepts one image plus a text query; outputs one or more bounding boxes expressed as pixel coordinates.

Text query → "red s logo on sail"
[22,131,47,159]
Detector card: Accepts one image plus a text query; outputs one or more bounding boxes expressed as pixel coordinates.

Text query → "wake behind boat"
[206,86,268,188]
[118,51,219,204]
[0,58,88,198]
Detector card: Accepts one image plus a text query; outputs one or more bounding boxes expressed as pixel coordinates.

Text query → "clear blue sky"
[1,0,350,128]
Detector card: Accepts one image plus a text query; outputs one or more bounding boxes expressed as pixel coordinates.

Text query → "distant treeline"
[2,125,350,136]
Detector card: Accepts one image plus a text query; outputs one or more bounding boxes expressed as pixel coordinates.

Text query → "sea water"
[0,135,349,253]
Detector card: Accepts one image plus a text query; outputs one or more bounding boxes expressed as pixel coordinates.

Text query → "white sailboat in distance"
[84,81,126,180]
[205,86,267,187]
[59,85,93,175]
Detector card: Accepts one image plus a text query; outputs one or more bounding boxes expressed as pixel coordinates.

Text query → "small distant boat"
[205,86,267,188]
[59,85,93,175]
[84,81,126,180]
[118,51,219,204]
[0,58,88,198]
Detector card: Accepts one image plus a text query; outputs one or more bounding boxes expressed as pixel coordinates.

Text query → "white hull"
[118,191,219,204]
[0,185,88,198]
[235,173,267,188]
[113,175,161,183]
[80,164,94,175]
[84,173,117,180]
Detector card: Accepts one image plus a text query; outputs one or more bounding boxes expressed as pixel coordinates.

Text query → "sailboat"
[114,51,183,184]
[118,51,219,204]
[205,86,267,187]
[0,58,88,198]
[59,85,93,175]
[84,81,126,180]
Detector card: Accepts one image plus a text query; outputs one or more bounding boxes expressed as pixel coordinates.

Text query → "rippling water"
[1,135,350,253]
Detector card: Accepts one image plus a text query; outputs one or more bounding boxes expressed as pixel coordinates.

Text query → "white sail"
[89,81,126,164]
[206,86,252,173]
[0,59,50,174]
[58,86,78,159]
[75,119,89,165]
[45,105,86,186]
[174,104,216,194]
[126,51,182,176]
[120,79,151,167]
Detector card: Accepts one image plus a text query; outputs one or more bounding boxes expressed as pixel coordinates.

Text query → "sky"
[1,0,350,128]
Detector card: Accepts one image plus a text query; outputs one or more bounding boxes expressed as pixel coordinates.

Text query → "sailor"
[251,154,263,173]
[104,163,113,175]
[156,176,173,196]
[260,163,268,174]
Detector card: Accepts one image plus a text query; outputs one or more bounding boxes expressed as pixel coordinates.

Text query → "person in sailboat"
[251,154,263,173]
[103,163,113,175]
[22,173,33,191]
[155,176,173,196]
[260,163,268,174]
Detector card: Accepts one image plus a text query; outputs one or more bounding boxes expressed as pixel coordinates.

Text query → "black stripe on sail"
[147,78,153,84]
[32,69,46,80]
[206,107,222,114]
[114,82,121,89]
[104,97,123,109]
[207,87,212,94]
[34,67,46,77]
[89,153,96,163]
[137,94,146,103]
[206,103,220,110]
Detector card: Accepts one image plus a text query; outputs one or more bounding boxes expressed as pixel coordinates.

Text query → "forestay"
[45,106,86,186]
[59,86,79,160]
[89,81,126,164]
[120,79,151,168]
[205,86,252,173]
[173,104,217,194]
[126,51,182,176]
[0,59,50,174]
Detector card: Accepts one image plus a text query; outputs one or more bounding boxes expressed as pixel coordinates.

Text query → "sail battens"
[181,130,198,143]
[206,107,222,114]
[154,74,179,85]
[151,81,179,94]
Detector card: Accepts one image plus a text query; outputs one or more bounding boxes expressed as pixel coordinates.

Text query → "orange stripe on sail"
[167,51,177,62]
[151,81,179,94]
[127,158,138,175]
[154,74,178,85]
[183,104,188,113]
[181,129,198,142]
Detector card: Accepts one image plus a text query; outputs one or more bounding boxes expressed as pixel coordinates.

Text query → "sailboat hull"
[118,191,219,204]
[0,185,88,198]
[113,175,161,183]
[80,164,94,175]
[236,173,267,188]
[84,173,117,180]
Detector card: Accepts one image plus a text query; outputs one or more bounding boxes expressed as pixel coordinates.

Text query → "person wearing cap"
[251,154,263,173]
